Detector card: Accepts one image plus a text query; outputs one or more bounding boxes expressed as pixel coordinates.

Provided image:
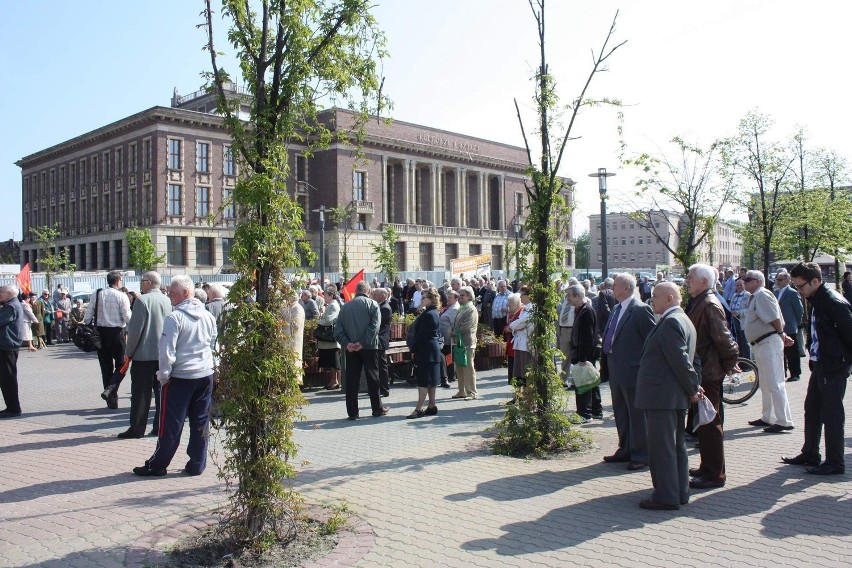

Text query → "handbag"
[570,362,601,394]
[313,323,335,342]
[452,334,468,367]
[73,289,102,353]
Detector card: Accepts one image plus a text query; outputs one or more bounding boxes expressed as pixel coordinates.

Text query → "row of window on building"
[167,139,236,175]
[597,235,662,247]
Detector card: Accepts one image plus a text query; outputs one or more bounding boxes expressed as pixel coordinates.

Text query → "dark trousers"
[801,361,850,468]
[695,378,725,481]
[611,382,648,463]
[0,349,21,413]
[783,343,802,379]
[442,345,455,382]
[492,316,507,337]
[96,327,125,404]
[344,349,383,418]
[577,386,602,418]
[147,375,214,474]
[44,320,53,345]
[377,349,390,395]
[128,360,160,435]
[646,409,689,506]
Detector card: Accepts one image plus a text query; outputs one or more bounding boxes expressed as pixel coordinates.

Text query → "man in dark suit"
[636,283,701,510]
[372,287,392,397]
[774,271,804,382]
[602,273,656,471]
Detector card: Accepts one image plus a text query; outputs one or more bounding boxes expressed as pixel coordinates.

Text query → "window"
[222,237,234,265]
[354,171,366,201]
[167,236,186,265]
[115,191,123,220]
[196,237,213,265]
[143,139,152,170]
[129,187,136,219]
[224,145,235,176]
[115,147,123,176]
[70,163,76,188]
[129,143,137,173]
[445,243,458,270]
[115,239,123,267]
[91,196,98,224]
[223,188,234,219]
[168,184,182,216]
[638,237,643,245]
[629,222,634,229]
[356,213,367,230]
[79,160,86,186]
[296,155,307,182]
[143,185,152,216]
[168,139,182,169]
[196,186,210,217]
[469,244,481,256]
[196,142,210,173]
[295,194,308,226]
[621,238,626,245]
[514,192,524,217]
[103,151,110,180]
[418,243,433,271]
[104,192,111,221]
[394,241,406,271]
[92,156,99,183]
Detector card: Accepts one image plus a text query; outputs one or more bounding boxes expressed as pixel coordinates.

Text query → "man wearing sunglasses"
[782,262,852,475]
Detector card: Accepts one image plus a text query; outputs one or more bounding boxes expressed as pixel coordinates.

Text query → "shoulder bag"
[73,289,103,352]
[452,333,468,367]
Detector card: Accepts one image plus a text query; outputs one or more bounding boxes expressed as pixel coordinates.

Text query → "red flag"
[340,269,365,302]
[16,263,31,296]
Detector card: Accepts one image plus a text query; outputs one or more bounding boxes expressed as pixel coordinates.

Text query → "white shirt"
[84,287,131,328]
[610,296,632,331]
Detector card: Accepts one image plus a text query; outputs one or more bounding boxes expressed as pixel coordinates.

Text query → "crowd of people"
[1,261,850,502]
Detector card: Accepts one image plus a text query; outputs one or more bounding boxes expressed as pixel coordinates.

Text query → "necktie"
[602,303,622,354]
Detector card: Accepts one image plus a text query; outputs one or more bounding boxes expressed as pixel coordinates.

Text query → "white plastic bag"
[693,396,717,433]
[570,363,601,395]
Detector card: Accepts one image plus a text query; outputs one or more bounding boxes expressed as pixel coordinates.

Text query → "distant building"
[18,85,575,276]
[588,210,743,273]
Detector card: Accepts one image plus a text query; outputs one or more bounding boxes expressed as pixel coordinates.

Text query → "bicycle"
[721,357,760,404]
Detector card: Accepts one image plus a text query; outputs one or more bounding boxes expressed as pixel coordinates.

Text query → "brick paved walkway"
[1,344,850,567]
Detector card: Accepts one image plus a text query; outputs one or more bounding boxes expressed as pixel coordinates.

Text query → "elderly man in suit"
[743,270,795,434]
[602,273,656,471]
[773,271,804,382]
[636,283,701,510]
[685,263,739,490]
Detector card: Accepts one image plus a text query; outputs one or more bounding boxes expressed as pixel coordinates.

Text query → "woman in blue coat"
[406,287,442,418]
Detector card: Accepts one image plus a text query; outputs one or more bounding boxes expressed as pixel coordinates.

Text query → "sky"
[2,0,851,242]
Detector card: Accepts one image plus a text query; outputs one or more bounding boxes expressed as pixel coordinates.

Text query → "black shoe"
[764,424,794,434]
[603,454,630,463]
[147,430,159,437]
[627,461,648,471]
[748,418,770,427]
[688,467,703,477]
[781,454,821,467]
[106,398,118,410]
[347,416,358,421]
[184,462,203,476]
[372,406,390,417]
[786,376,800,382]
[407,409,426,419]
[133,465,167,476]
[592,413,604,420]
[639,499,679,511]
[0,409,22,419]
[689,477,725,490]
[101,386,116,401]
[805,463,845,476]
[441,381,451,389]
[424,405,438,416]
[380,389,390,398]
[117,430,144,439]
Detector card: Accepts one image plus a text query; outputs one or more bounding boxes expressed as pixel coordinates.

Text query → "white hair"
[506,293,521,309]
[746,270,766,285]
[208,283,229,300]
[194,288,208,303]
[688,263,718,289]
[142,271,162,287]
[170,274,194,297]
[0,284,18,297]
[614,273,637,293]
[566,284,586,299]
[355,280,371,294]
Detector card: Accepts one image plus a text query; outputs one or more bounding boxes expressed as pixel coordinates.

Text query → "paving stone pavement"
[1,343,851,567]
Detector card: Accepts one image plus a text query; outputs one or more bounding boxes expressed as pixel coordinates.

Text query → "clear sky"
[2,0,850,243]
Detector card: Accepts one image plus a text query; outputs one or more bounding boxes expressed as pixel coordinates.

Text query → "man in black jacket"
[0,285,24,418]
[372,287,392,397]
[783,262,852,475]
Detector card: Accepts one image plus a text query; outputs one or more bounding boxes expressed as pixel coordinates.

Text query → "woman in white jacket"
[508,285,534,386]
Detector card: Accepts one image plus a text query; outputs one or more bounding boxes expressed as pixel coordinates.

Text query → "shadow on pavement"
[0,434,113,455]
[761,494,852,537]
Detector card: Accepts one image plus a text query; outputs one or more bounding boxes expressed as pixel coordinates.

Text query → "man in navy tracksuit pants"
[133,275,217,477]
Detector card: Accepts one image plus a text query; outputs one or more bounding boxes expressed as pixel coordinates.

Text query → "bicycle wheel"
[722,357,760,404]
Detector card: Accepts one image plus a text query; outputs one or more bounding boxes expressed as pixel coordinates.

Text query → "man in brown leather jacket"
[685,263,739,489]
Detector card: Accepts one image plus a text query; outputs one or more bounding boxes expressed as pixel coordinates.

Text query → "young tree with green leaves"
[125,227,165,272]
[30,225,75,290]
[574,230,590,272]
[203,0,388,550]
[371,224,398,282]
[624,137,731,271]
[329,203,356,280]
[493,1,625,456]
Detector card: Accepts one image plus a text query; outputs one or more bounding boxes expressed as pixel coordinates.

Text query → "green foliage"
[126,227,165,272]
[329,203,355,280]
[492,3,624,456]
[371,224,398,281]
[319,501,351,536]
[30,224,76,290]
[203,0,389,552]
[575,230,590,270]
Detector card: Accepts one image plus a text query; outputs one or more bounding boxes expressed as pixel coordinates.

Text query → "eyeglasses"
[742,277,755,283]
[794,281,811,291]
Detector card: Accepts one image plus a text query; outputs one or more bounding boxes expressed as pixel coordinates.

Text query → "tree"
[721,110,794,276]
[203,0,388,550]
[371,224,398,282]
[624,137,731,270]
[329,202,356,280]
[126,227,165,272]
[30,225,75,290]
[574,230,590,271]
[493,1,625,456]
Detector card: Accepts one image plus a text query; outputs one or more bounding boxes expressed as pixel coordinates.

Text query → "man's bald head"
[651,282,681,315]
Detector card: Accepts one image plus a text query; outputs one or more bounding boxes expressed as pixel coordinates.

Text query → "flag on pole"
[16,263,32,296]
[340,269,365,302]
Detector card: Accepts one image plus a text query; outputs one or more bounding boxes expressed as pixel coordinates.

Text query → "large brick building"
[17,86,575,276]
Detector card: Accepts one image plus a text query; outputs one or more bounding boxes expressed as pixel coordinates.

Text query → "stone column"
[436,165,443,225]
[402,160,410,224]
[430,164,438,226]
[478,171,486,229]
[457,167,465,227]
[499,174,506,230]
[381,155,389,224]
[409,160,417,225]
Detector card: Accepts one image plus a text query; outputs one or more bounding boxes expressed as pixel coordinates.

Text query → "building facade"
[18,87,575,277]
[588,210,743,273]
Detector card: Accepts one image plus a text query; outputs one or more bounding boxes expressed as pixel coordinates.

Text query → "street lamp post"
[588,168,616,278]
[312,205,332,286]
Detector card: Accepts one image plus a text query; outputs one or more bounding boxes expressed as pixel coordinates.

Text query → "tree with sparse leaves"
[329,203,356,280]
[126,227,165,272]
[30,225,75,290]
[203,0,389,551]
[574,230,590,272]
[371,224,398,282]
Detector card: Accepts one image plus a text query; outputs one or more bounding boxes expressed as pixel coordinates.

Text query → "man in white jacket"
[133,275,217,477]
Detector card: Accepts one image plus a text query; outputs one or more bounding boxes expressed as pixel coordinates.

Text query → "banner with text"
[450,254,492,280]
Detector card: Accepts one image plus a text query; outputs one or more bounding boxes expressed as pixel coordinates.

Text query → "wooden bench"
[385,340,413,385]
